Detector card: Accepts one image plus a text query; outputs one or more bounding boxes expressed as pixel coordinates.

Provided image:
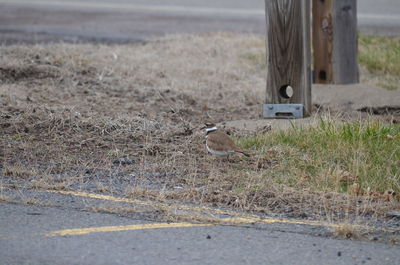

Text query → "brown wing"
[207,131,237,152]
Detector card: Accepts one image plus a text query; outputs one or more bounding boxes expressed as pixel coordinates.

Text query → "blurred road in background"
[0,0,399,44]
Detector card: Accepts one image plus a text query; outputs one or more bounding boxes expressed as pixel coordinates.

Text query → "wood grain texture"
[313,0,359,84]
[312,0,334,84]
[264,0,311,116]
[332,0,359,84]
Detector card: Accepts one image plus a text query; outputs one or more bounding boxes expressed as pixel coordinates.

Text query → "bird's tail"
[235,149,251,157]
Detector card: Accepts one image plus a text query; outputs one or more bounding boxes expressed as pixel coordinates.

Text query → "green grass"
[240,118,400,195]
[358,35,400,77]
[241,52,266,69]
[359,35,400,90]
[242,34,400,90]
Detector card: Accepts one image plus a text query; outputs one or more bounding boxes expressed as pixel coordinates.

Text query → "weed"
[95,183,111,193]
[332,223,363,240]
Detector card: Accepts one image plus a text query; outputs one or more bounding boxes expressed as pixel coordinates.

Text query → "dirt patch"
[0,65,60,82]
[1,33,399,227]
[358,106,400,116]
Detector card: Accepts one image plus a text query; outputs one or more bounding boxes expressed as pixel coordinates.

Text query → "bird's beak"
[200,125,207,130]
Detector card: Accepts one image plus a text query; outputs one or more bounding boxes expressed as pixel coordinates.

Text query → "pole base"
[263,104,304,119]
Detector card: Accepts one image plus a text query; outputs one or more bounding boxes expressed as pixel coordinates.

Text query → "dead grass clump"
[0,65,60,82]
[31,178,70,191]
[3,165,37,179]
[86,205,145,215]
[331,223,363,240]
[0,193,11,203]
[21,197,41,206]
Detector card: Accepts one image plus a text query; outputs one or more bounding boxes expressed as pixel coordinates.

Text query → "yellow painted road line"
[44,217,383,238]
[46,222,213,237]
[1,184,240,217]
[46,189,243,219]
[2,185,398,233]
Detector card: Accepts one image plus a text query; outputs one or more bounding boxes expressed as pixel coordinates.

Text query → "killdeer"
[202,122,250,157]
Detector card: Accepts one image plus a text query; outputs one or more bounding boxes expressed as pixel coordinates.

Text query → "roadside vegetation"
[239,118,399,196]
[0,33,399,225]
[358,35,400,90]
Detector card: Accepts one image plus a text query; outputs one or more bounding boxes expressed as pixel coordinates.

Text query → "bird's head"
[201,121,218,132]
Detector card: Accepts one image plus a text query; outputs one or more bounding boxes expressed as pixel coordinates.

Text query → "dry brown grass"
[331,223,364,240]
[3,165,38,179]
[1,33,399,224]
[86,205,147,215]
[0,193,10,203]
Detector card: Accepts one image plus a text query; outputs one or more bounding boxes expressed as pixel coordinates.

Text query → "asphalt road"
[1,190,400,265]
[0,0,399,44]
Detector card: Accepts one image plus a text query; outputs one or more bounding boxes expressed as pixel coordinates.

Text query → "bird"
[201,122,250,157]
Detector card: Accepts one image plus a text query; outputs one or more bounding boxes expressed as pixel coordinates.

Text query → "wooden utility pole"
[264,0,311,118]
[313,0,359,84]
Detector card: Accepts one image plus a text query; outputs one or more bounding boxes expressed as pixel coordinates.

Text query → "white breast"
[206,142,234,156]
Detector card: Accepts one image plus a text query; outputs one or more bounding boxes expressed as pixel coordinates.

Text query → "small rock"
[387,211,400,219]
[113,157,134,165]
[206,235,211,239]
[337,251,342,257]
